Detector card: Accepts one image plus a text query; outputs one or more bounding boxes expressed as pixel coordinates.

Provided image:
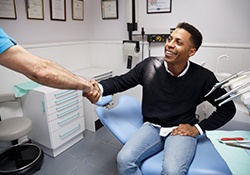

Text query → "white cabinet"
[21,86,85,157]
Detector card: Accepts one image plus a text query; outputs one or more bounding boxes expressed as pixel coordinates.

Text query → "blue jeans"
[117,122,198,175]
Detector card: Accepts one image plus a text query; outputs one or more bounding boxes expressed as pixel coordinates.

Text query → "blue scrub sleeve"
[0,27,17,54]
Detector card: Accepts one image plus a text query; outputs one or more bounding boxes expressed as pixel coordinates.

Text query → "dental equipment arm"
[221,75,247,89]
[205,69,250,97]
[215,81,250,102]
[219,87,250,106]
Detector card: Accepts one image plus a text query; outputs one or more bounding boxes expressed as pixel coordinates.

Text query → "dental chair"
[0,94,44,175]
[96,95,232,175]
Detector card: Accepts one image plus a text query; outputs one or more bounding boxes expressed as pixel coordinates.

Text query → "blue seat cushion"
[140,134,232,175]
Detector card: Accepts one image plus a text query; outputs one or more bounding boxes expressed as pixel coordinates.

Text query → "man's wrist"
[98,83,104,96]
[194,124,204,135]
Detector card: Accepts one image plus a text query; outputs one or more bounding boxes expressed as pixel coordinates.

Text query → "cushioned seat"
[0,94,44,175]
[96,95,232,175]
[0,117,32,141]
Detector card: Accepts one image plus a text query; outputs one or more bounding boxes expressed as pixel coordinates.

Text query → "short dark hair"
[176,22,203,51]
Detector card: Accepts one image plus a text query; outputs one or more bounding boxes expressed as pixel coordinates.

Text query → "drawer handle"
[59,124,81,139]
[57,105,79,118]
[55,93,78,104]
[57,113,80,126]
[56,99,79,111]
[54,90,75,98]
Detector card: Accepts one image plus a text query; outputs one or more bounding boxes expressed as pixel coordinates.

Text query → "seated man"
[85,22,236,175]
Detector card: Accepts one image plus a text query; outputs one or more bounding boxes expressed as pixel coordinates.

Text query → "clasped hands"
[171,124,199,137]
[83,79,101,104]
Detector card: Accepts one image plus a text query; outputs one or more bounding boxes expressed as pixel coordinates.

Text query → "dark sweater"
[100,57,236,131]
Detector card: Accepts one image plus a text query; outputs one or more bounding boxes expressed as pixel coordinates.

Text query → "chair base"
[0,143,44,175]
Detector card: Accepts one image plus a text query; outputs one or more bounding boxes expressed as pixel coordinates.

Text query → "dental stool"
[0,94,44,175]
[96,95,232,175]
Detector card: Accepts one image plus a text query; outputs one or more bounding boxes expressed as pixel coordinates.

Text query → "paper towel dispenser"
[123,40,140,55]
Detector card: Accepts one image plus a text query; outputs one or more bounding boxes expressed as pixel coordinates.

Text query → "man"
[0,27,93,92]
[84,22,236,175]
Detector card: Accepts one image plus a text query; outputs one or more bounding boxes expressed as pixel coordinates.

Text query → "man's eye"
[177,41,183,45]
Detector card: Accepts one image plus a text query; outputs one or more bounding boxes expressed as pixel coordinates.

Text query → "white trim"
[202,43,250,49]
[21,40,250,49]
[22,41,90,49]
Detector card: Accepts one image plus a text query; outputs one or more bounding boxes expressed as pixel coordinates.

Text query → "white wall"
[1,0,250,118]
[138,0,250,44]
[0,0,91,44]
[1,0,250,44]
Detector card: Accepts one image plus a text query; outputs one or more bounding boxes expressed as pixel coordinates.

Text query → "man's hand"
[83,79,101,104]
[171,124,199,137]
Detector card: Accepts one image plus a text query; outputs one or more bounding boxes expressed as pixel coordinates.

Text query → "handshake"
[83,79,101,104]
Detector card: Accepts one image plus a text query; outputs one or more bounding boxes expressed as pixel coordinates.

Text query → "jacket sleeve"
[99,61,144,96]
[199,84,236,131]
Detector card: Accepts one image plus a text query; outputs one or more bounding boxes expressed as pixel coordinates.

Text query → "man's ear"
[189,48,196,57]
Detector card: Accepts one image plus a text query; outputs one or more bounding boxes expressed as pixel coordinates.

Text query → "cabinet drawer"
[48,103,83,122]
[49,110,84,132]
[45,91,82,109]
[45,89,79,102]
[50,117,84,149]
[46,96,83,116]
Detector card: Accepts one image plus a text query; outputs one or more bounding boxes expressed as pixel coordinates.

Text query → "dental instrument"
[221,75,247,89]
[225,142,250,150]
[215,81,250,102]
[220,137,245,141]
[205,69,250,97]
[219,87,250,106]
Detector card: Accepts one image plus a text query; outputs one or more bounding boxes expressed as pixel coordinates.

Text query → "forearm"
[101,72,141,96]
[0,45,92,92]
[199,100,236,131]
[32,59,92,91]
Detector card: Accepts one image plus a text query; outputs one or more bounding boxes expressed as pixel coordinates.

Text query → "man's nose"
[166,40,174,48]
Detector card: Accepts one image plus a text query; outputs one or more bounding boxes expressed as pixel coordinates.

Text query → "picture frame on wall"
[147,0,172,14]
[101,0,118,20]
[72,0,84,20]
[0,0,17,19]
[26,0,44,20]
[50,0,66,21]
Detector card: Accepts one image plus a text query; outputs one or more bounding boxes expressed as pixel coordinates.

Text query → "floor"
[34,127,122,175]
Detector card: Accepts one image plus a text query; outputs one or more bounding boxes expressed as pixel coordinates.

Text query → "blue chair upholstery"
[96,95,232,175]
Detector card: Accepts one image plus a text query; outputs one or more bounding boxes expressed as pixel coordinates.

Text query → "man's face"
[164,28,196,65]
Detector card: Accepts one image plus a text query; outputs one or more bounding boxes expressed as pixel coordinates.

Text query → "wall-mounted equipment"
[147,34,169,43]
[123,40,140,69]
[126,0,138,40]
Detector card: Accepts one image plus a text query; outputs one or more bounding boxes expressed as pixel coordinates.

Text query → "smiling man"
[84,22,236,175]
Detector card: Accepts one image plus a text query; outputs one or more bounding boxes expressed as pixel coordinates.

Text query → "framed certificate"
[72,0,84,20]
[50,0,66,21]
[26,0,44,20]
[147,0,172,14]
[101,0,118,20]
[0,0,17,19]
